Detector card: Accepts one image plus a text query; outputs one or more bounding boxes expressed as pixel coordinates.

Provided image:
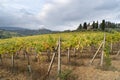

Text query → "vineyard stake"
[46,52,56,76]
[46,42,59,79]
[74,48,76,56]
[100,33,106,66]
[25,50,32,74]
[116,49,120,56]
[67,47,70,64]
[74,48,77,65]
[47,49,51,62]
[110,42,113,53]
[58,37,61,77]
[0,54,3,64]
[34,48,37,61]
[23,49,27,60]
[11,53,15,72]
[90,42,103,64]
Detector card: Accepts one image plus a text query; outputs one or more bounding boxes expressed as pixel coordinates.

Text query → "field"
[0,31,120,80]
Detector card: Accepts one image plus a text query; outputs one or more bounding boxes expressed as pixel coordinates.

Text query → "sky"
[0,0,120,31]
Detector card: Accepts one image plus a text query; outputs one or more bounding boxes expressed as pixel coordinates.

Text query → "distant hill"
[0,30,21,39]
[0,27,28,31]
[0,27,55,36]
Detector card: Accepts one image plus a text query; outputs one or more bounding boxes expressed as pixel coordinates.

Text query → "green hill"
[0,30,21,39]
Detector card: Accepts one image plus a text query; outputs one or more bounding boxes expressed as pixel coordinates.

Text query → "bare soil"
[0,42,120,80]
[0,53,120,80]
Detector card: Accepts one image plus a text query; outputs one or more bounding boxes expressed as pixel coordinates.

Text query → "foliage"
[104,43,111,67]
[77,24,82,30]
[58,69,72,80]
[100,20,106,31]
[0,30,20,39]
[83,22,87,29]
[0,31,119,59]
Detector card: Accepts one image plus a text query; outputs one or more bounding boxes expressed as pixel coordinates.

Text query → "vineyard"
[0,31,120,80]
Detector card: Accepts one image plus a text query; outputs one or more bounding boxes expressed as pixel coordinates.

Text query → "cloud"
[0,0,120,30]
[38,0,102,30]
[95,0,120,10]
[0,0,43,29]
[38,0,120,30]
[0,9,42,29]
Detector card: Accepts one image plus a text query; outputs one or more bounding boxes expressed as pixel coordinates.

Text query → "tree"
[83,22,87,29]
[96,21,98,29]
[100,20,106,31]
[92,21,98,29]
[105,21,116,28]
[92,21,96,29]
[77,24,82,30]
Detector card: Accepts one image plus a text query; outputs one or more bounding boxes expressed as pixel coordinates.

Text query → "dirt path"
[0,55,119,80]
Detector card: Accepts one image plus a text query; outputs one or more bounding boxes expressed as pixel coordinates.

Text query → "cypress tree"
[92,21,96,29]
[100,20,106,31]
[96,21,98,29]
[77,24,82,30]
[83,22,87,29]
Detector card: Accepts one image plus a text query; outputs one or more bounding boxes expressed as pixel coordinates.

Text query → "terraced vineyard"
[0,31,120,80]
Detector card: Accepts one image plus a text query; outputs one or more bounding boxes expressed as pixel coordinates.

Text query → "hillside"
[0,27,55,36]
[0,30,21,39]
[0,22,119,39]
[0,31,120,80]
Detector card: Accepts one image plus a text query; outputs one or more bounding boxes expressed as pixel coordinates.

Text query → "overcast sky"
[0,0,120,31]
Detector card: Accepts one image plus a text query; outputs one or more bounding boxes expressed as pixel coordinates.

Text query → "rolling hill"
[0,27,56,36]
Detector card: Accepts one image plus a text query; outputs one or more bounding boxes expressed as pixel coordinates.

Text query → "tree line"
[77,20,120,31]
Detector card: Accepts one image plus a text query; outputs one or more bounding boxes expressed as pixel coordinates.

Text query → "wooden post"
[116,50,120,56]
[47,49,51,62]
[25,51,32,74]
[90,42,103,64]
[110,42,113,53]
[67,47,70,63]
[74,48,77,65]
[100,33,105,66]
[34,48,37,61]
[11,53,14,72]
[23,49,27,59]
[47,52,56,76]
[74,48,76,56]
[0,54,3,64]
[58,37,61,76]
